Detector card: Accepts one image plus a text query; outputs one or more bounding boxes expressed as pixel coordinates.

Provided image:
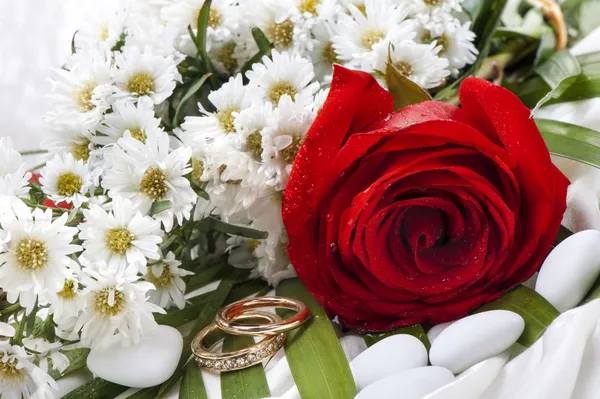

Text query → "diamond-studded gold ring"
[215,296,310,336]
[191,312,286,373]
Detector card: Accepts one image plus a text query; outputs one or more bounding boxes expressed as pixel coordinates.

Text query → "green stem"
[11,310,27,345]
[29,162,47,171]
[20,150,48,156]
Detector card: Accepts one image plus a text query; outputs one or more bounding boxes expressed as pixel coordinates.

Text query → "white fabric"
[4,3,600,398]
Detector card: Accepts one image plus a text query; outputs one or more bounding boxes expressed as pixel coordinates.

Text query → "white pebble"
[355,366,454,399]
[87,325,183,388]
[429,310,524,374]
[535,230,600,312]
[351,334,428,391]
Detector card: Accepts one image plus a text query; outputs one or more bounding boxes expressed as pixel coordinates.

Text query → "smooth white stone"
[429,310,524,374]
[535,230,600,312]
[350,334,428,391]
[355,366,454,399]
[423,351,510,399]
[87,325,183,388]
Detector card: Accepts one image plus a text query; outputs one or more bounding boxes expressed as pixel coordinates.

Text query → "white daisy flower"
[113,46,182,105]
[0,208,81,314]
[76,0,129,50]
[39,153,95,208]
[246,50,320,107]
[0,344,57,399]
[145,252,193,310]
[310,20,340,80]
[73,264,165,349]
[332,0,416,71]
[209,40,245,76]
[410,0,462,15]
[102,130,196,232]
[44,126,95,164]
[46,275,85,326]
[163,0,241,56]
[95,98,162,146]
[260,96,316,190]
[430,18,478,75]
[242,0,315,55]
[22,338,70,374]
[297,0,342,20]
[180,75,256,148]
[78,196,162,273]
[254,234,296,285]
[0,137,31,216]
[373,40,450,89]
[46,48,115,131]
[233,102,273,157]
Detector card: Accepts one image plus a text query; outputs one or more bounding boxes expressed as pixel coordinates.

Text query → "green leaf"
[71,30,78,54]
[62,378,128,399]
[535,119,600,168]
[150,200,171,217]
[49,348,91,380]
[435,0,508,102]
[363,324,430,351]
[157,274,242,398]
[156,292,210,327]
[196,217,268,239]
[221,335,270,399]
[173,73,212,127]
[475,285,559,347]
[179,362,207,399]
[126,387,160,399]
[195,0,212,55]
[532,49,581,112]
[535,26,556,66]
[185,263,231,293]
[579,0,600,37]
[251,28,271,58]
[385,59,432,110]
[276,279,357,399]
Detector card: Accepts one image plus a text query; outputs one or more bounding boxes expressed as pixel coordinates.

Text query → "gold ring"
[215,296,310,336]
[191,312,285,372]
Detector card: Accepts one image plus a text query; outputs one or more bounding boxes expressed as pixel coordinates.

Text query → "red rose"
[282,66,569,332]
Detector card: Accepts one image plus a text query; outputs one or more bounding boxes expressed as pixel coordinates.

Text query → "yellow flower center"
[208,6,222,28]
[361,29,385,49]
[192,158,205,182]
[127,72,155,96]
[437,34,449,52]
[300,0,320,14]
[0,358,25,382]
[94,287,126,317]
[267,19,294,50]
[424,0,442,5]
[216,42,238,73]
[246,131,263,160]
[99,24,110,41]
[247,239,261,253]
[280,135,304,164]
[56,172,83,197]
[15,238,48,270]
[128,128,147,143]
[71,138,91,162]
[76,81,97,112]
[140,167,168,201]
[57,280,78,300]
[105,228,134,255]
[322,42,339,65]
[146,265,172,289]
[268,82,297,104]
[393,61,413,77]
[356,3,367,15]
[217,107,239,134]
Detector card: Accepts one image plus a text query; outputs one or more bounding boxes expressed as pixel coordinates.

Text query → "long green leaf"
[150,200,171,217]
[385,60,431,110]
[221,335,270,399]
[251,28,271,58]
[157,275,239,398]
[535,119,600,168]
[49,348,90,380]
[196,217,268,239]
[531,50,581,112]
[475,285,559,347]
[173,73,212,127]
[363,324,430,351]
[276,279,357,399]
[62,378,128,399]
[194,0,220,88]
[155,293,210,327]
[179,362,207,399]
[126,387,160,399]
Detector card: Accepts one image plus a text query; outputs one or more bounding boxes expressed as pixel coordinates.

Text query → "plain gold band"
[215,296,310,336]
[191,312,286,372]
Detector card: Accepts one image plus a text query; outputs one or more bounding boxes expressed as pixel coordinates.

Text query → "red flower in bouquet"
[282,66,569,332]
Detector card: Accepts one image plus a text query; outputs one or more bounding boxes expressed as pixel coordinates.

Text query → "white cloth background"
[3,2,600,398]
